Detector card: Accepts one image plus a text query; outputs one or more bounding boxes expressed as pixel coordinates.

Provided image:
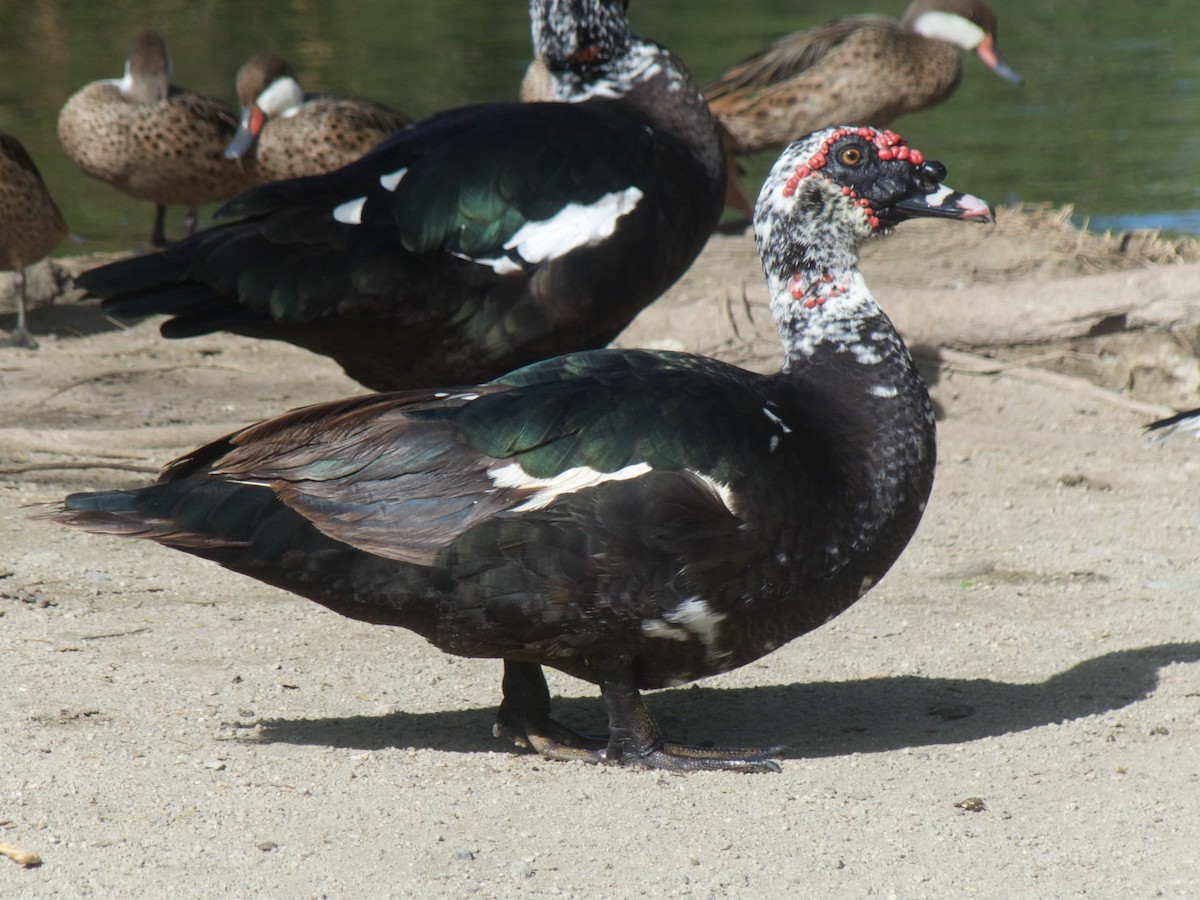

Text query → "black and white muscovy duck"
[1146,407,1200,442]
[50,125,993,772]
[73,0,726,393]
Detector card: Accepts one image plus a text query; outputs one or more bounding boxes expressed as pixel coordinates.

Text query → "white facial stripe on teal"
[911,10,987,50]
[256,76,305,117]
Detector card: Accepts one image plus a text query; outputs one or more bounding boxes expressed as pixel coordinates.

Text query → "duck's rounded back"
[705,0,1020,155]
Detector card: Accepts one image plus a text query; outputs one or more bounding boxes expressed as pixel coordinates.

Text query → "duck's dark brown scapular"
[49,123,993,772]
[73,0,726,394]
[705,0,1021,156]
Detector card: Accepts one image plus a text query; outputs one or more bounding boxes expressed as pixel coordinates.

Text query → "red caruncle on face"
[780,126,926,231]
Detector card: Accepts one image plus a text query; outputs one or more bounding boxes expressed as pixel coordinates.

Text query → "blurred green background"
[1,0,1198,252]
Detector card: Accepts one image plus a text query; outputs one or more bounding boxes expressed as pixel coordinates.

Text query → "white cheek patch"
[256,76,305,117]
[470,187,643,274]
[333,196,367,224]
[489,461,651,512]
[111,63,135,96]
[911,10,987,50]
[379,167,408,192]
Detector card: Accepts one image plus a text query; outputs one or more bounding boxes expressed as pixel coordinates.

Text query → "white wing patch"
[379,167,408,192]
[489,461,651,512]
[763,406,790,431]
[470,187,643,274]
[641,619,690,642]
[643,597,730,661]
[333,196,367,224]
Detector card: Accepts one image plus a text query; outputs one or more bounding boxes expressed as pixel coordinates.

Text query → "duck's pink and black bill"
[894,182,994,223]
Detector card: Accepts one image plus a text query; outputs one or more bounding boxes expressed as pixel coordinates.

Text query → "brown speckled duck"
[225,53,412,184]
[57,30,255,247]
[0,132,68,348]
[705,0,1021,156]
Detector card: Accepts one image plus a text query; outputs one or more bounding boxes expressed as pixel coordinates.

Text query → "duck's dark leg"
[150,205,169,248]
[600,671,782,773]
[495,660,782,772]
[0,269,37,349]
[494,660,607,762]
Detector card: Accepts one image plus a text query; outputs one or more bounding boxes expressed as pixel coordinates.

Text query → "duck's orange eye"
[838,146,864,166]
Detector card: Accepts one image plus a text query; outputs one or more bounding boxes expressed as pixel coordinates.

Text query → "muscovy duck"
[50,125,993,772]
[224,53,411,184]
[705,0,1021,156]
[1146,407,1200,442]
[74,0,726,393]
[57,30,255,247]
[0,132,68,348]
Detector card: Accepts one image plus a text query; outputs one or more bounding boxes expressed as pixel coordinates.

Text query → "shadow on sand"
[252,641,1200,761]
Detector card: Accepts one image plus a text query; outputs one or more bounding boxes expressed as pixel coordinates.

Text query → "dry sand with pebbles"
[2,206,1199,897]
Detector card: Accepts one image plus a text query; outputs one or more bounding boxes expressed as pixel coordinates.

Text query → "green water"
[1,0,1198,252]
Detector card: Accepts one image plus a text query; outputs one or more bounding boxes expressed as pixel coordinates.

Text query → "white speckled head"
[753,125,991,362]
[530,0,632,74]
[754,126,991,297]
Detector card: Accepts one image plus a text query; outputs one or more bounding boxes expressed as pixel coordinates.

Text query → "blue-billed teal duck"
[75,0,726,393]
[225,53,411,184]
[705,0,1021,155]
[57,30,255,247]
[0,132,68,348]
[50,124,992,771]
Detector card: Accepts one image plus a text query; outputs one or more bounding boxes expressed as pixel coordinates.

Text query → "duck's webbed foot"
[494,660,781,773]
[601,673,782,774]
[493,661,607,763]
[1,278,38,349]
[0,326,37,349]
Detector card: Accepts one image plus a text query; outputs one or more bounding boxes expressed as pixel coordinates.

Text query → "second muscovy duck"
[50,125,992,772]
[75,0,726,392]
[1146,407,1200,443]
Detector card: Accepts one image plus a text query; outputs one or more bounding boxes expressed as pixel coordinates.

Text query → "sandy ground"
[2,209,1199,897]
